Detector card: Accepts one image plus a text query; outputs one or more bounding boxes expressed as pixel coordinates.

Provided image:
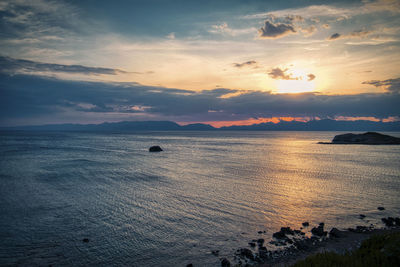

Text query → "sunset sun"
[276,69,316,93]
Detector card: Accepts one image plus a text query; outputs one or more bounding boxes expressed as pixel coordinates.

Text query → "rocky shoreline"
[215,208,400,267]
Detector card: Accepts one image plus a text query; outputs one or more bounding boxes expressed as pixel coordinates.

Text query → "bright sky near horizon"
[0,0,399,126]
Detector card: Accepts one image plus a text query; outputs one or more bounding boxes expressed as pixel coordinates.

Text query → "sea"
[0,131,399,266]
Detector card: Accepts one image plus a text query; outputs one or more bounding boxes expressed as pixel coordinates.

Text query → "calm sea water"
[1,131,399,266]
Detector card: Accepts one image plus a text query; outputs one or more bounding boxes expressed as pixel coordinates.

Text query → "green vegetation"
[293,232,400,267]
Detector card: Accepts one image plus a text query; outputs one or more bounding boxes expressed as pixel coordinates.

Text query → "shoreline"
[263,227,400,267]
[226,213,400,267]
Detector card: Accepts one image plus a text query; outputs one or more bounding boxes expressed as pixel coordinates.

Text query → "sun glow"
[276,69,316,93]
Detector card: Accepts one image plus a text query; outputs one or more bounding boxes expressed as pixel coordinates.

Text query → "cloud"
[258,20,296,39]
[209,22,254,36]
[0,56,128,75]
[348,30,371,38]
[268,67,316,81]
[166,32,175,39]
[327,30,371,41]
[285,15,304,22]
[268,67,299,80]
[210,22,230,33]
[257,15,318,39]
[362,0,400,14]
[328,33,341,40]
[307,74,316,81]
[244,5,353,20]
[247,1,399,43]
[0,0,84,43]
[300,25,317,37]
[362,78,400,93]
[245,0,400,21]
[233,60,257,68]
[0,73,399,126]
[0,0,106,62]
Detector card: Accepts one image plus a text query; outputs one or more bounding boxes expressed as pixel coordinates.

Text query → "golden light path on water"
[233,134,398,233]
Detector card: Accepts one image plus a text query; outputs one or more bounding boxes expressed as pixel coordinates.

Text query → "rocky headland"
[319,132,400,145]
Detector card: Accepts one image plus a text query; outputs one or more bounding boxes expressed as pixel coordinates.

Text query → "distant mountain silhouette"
[2,119,400,132]
[180,123,215,131]
[219,119,400,131]
[1,121,182,132]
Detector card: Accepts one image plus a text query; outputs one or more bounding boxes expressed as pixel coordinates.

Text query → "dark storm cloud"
[363,78,400,93]
[258,20,296,39]
[0,56,128,75]
[1,73,399,125]
[268,67,299,80]
[233,60,257,68]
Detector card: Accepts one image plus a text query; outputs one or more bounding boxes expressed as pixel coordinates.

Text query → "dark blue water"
[1,131,400,266]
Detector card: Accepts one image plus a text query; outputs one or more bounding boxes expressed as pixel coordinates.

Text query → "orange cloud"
[382,116,400,122]
[335,116,400,122]
[334,116,381,122]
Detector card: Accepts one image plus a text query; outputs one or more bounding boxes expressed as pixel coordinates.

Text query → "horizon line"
[2,117,400,130]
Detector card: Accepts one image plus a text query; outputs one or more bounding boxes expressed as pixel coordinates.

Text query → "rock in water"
[272,231,286,240]
[211,250,219,256]
[248,242,256,247]
[329,228,343,238]
[238,248,254,260]
[311,224,327,237]
[221,258,231,267]
[327,132,400,145]
[149,146,163,152]
[82,238,89,243]
[280,227,294,235]
[382,217,395,227]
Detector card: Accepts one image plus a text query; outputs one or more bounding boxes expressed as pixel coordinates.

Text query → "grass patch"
[293,232,400,267]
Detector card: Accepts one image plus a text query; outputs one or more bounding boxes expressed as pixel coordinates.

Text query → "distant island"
[1,119,400,132]
[319,132,400,145]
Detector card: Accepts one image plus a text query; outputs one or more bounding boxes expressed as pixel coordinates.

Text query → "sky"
[0,0,399,127]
